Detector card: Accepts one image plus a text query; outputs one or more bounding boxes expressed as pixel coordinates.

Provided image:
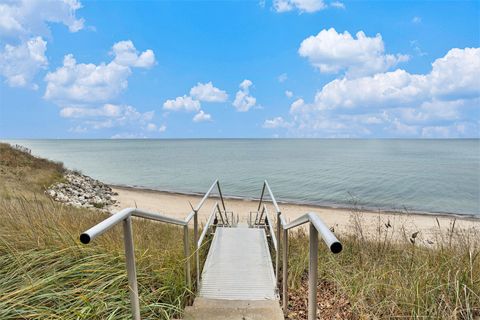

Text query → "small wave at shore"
[110,183,480,220]
[6,139,480,217]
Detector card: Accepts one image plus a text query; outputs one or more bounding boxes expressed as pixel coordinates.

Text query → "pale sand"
[111,185,480,244]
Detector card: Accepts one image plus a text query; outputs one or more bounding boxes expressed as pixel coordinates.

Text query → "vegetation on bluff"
[0,142,478,319]
[0,143,188,319]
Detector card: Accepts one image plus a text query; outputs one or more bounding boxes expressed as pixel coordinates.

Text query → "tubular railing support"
[257,182,266,211]
[275,212,281,285]
[123,217,141,320]
[282,228,288,313]
[194,210,199,288]
[183,225,191,288]
[216,203,225,225]
[308,223,319,320]
[216,180,227,213]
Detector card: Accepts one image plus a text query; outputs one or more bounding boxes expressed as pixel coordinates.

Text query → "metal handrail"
[255,180,342,320]
[263,204,277,252]
[80,180,227,320]
[198,202,219,248]
[256,180,282,285]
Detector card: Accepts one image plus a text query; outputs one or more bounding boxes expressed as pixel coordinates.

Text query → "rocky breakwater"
[46,171,117,210]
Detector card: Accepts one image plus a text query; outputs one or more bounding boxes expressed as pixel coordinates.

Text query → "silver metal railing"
[255,180,342,320]
[80,180,227,320]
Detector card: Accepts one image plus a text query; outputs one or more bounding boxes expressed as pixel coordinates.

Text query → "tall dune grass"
[285,211,480,319]
[1,142,479,319]
[0,143,189,319]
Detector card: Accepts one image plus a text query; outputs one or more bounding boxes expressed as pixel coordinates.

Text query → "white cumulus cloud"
[303,48,480,112]
[193,110,212,122]
[0,0,85,38]
[189,81,228,102]
[232,79,257,112]
[273,0,326,13]
[44,40,155,104]
[145,123,166,132]
[285,90,294,98]
[263,116,292,128]
[330,1,345,9]
[0,36,47,88]
[298,28,409,77]
[112,40,155,68]
[0,0,86,89]
[62,103,155,132]
[163,95,201,112]
[60,103,122,118]
[267,47,480,138]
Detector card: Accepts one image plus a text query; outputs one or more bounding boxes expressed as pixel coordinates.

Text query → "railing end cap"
[80,233,91,244]
[330,241,342,254]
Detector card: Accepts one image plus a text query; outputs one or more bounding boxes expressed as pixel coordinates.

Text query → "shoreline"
[110,184,480,245]
[110,183,480,221]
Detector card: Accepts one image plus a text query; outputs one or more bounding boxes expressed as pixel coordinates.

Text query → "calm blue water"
[5,139,480,216]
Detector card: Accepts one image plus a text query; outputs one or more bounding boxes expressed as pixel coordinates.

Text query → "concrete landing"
[183,298,284,320]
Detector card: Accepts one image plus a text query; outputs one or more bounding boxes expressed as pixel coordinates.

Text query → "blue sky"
[0,0,478,138]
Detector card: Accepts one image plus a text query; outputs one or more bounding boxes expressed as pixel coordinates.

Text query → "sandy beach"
[111,185,480,244]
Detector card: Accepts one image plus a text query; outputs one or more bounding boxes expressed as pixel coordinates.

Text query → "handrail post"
[123,216,141,320]
[194,210,199,288]
[257,182,266,211]
[216,203,225,225]
[308,222,318,320]
[276,211,281,285]
[216,180,227,213]
[282,227,288,314]
[183,225,191,288]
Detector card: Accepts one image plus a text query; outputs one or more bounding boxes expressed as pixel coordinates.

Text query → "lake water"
[5,139,480,216]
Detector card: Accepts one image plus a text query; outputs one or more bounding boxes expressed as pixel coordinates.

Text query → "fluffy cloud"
[285,90,293,98]
[60,103,123,118]
[266,48,480,138]
[302,48,480,112]
[44,40,155,104]
[61,103,156,133]
[289,98,305,113]
[193,110,212,122]
[189,81,228,102]
[0,0,86,89]
[273,0,326,13]
[330,1,345,9]
[0,0,85,38]
[263,117,292,128]
[146,123,166,132]
[232,79,257,112]
[299,28,409,77]
[163,95,201,112]
[112,41,155,68]
[0,36,47,88]
[44,40,157,136]
[164,81,226,123]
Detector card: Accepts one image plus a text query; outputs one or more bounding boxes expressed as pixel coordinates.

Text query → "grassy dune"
[0,142,479,319]
[0,143,189,319]
[286,219,480,319]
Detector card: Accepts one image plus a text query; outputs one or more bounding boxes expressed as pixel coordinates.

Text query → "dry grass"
[0,143,190,319]
[285,211,480,319]
[2,142,479,319]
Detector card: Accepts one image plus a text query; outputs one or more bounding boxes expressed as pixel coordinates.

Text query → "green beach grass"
[0,143,189,319]
[1,142,479,319]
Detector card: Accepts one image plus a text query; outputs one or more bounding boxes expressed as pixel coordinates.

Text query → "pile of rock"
[46,171,117,210]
